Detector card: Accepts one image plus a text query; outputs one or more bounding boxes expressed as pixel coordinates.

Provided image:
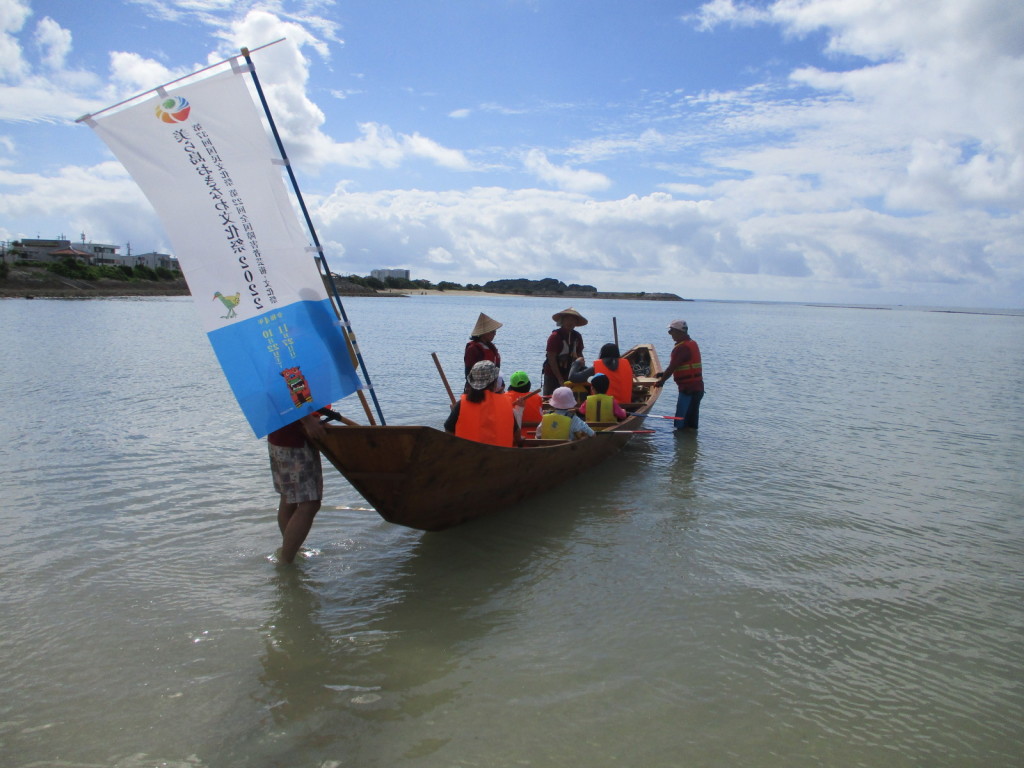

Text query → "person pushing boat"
[653,320,704,431]
[267,412,327,564]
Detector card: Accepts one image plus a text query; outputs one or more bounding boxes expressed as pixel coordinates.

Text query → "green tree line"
[339,274,596,294]
[1,258,180,282]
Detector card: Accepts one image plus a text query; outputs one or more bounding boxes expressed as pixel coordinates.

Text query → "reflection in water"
[253,503,594,764]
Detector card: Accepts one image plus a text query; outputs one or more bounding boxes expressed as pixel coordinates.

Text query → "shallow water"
[1,295,1022,767]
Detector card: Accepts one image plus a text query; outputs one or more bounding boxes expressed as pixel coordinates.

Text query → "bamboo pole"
[241,46,385,427]
[432,352,456,406]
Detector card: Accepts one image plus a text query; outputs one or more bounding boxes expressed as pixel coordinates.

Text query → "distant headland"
[0,262,686,301]
[332,275,687,301]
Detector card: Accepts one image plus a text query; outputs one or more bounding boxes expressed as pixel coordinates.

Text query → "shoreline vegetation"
[0,262,687,301]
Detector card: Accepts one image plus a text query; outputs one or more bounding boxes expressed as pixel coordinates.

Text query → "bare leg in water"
[277,498,322,564]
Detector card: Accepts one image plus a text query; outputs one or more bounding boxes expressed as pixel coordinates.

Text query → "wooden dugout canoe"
[315,343,662,531]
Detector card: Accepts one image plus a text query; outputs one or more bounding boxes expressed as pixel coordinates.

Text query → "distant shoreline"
[372,288,687,301]
[1,272,687,301]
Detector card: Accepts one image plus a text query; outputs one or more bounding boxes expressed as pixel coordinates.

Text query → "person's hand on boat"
[300,412,327,440]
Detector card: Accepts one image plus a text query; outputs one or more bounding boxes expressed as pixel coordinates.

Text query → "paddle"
[512,387,542,403]
[431,351,456,406]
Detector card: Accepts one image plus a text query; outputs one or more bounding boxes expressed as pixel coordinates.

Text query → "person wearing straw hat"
[444,360,520,447]
[542,307,587,396]
[464,312,503,377]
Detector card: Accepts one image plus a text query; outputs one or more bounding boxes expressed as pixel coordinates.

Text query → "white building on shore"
[4,237,180,272]
[370,268,410,281]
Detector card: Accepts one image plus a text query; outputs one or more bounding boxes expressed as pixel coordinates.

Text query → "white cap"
[668,320,688,332]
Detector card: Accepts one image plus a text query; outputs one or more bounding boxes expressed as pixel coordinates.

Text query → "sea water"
[0,295,1022,767]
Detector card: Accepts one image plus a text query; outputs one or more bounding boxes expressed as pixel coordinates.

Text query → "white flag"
[88,66,361,438]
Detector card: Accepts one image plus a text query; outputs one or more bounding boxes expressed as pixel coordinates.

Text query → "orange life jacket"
[672,339,703,389]
[593,359,634,404]
[506,390,542,426]
[455,391,515,447]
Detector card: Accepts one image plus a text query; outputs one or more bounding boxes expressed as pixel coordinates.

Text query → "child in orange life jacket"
[444,360,521,447]
[505,370,542,434]
[578,372,627,424]
[537,386,595,441]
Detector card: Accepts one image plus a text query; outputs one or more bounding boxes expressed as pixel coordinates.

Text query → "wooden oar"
[512,387,542,403]
[431,352,456,406]
[634,413,684,421]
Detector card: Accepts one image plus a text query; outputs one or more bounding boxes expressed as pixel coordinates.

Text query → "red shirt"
[267,418,307,447]
[544,328,584,379]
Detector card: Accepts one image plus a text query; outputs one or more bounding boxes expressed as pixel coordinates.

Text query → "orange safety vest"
[506,390,542,426]
[584,394,615,424]
[671,339,703,389]
[455,391,515,447]
[593,359,634,404]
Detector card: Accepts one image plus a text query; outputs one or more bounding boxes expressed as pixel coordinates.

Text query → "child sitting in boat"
[444,360,521,447]
[537,386,595,441]
[578,372,627,425]
[505,370,542,435]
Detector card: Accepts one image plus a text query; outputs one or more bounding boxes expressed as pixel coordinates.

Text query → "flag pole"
[240,46,386,426]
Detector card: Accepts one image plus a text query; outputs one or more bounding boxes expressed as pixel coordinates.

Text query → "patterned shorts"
[269,443,323,504]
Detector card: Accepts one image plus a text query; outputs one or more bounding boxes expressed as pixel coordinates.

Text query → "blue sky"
[2,0,1022,308]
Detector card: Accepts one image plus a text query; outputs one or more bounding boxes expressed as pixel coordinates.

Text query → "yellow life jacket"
[584,394,614,424]
[538,411,572,440]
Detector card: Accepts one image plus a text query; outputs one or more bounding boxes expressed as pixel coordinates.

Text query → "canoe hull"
[316,343,662,530]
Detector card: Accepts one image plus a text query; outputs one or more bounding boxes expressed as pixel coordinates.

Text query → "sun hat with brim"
[509,370,530,389]
[549,387,577,410]
[471,312,502,337]
[552,307,588,326]
[467,360,499,390]
[668,320,688,332]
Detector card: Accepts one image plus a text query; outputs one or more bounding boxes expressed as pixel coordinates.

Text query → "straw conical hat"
[471,312,502,337]
[552,307,588,326]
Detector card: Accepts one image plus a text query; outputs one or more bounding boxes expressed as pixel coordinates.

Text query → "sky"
[1,0,1022,308]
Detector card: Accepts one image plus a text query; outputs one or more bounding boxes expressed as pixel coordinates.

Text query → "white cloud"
[34,16,71,70]
[107,51,186,93]
[0,160,167,247]
[310,183,1022,305]
[0,0,31,79]
[690,0,771,31]
[523,149,612,194]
